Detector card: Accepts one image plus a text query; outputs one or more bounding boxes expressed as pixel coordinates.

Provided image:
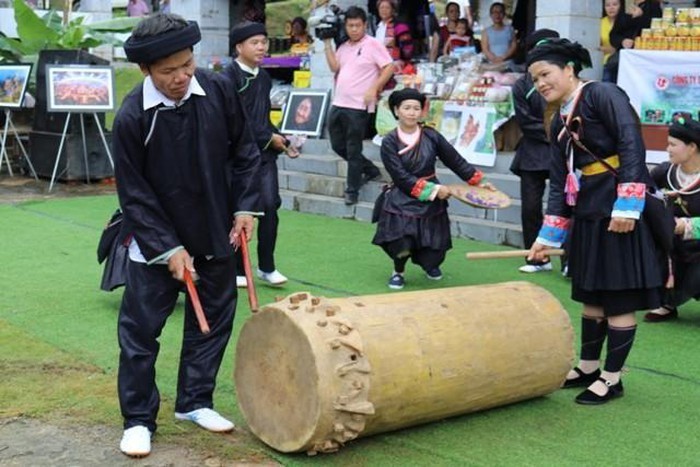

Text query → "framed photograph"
[46,65,115,112]
[280,90,329,137]
[0,63,32,109]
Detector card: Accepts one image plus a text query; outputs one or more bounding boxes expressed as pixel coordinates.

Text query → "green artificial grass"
[1,195,700,465]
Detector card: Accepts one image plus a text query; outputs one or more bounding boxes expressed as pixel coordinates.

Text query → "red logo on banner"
[655,75,670,90]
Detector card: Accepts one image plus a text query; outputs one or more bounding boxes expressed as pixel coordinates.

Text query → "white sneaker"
[119,426,151,457]
[236,275,247,288]
[175,408,234,432]
[518,263,553,273]
[256,269,288,286]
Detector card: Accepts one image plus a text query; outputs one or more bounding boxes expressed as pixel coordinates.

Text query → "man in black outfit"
[510,28,560,273]
[113,14,260,457]
[223,21,296,287]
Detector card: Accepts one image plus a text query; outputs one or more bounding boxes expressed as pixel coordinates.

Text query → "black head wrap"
[526,38,592,74]
[230,21,267,47]
[669,115,700,147]
[124,20,201,64]
[525,28,560,52]
[388,88,426,119]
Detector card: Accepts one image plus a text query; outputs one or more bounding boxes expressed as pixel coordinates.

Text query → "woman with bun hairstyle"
[372,88,492,290]
[527,38,662,405]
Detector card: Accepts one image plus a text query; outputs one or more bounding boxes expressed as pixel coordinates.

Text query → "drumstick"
[183,269,211,334]
[466,249,565,260]
[240,236,259,312]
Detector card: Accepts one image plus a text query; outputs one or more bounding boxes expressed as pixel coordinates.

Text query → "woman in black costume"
[646,116,700,322]
[527,39,661,405]
[372,88,491,290]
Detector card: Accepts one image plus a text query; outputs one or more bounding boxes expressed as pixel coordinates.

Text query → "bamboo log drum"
[234,281,574,455]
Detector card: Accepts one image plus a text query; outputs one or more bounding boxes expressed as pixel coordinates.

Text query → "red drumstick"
[183,268,211,334]
[240,236,259,312]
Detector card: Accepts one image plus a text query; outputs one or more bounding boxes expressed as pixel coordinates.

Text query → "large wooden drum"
[234,281,573,454]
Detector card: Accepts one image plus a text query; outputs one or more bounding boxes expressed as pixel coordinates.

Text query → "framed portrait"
[46,65,115,112]
[0,63,32,109]
[280,90,329,137]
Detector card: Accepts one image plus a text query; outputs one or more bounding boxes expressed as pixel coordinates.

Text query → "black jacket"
[510,74,551,175]
[112,69,261,261]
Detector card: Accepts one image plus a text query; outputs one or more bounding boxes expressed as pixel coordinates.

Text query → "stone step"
[298,138,516,173]
[280,158,525,200]
[279,169,524,225]
[279,189,524,248]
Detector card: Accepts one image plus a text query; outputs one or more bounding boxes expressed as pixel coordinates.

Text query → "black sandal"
[561,367,601,389]
[644,305,678,323]
[575,377,624,405]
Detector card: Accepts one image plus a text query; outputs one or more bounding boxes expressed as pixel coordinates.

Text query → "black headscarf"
[525,28,559,52]
[526,38,592,75]
[124,20,201,64]
[669,115,700,147]
[230,21,267,47]
[388,88,426,119]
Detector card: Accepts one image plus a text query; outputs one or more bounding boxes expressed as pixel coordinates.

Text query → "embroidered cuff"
[467,170,484,186]
[418,182,437,201]
[410,179,437,201]
[537,215,571,247]
[611,182,645,219]
[682,217,700,240]
[428,184,442,201]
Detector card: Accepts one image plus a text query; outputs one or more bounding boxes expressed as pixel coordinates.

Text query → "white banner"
[618,50,700,163]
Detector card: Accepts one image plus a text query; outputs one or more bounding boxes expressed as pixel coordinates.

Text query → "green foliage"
[0,0,140,63]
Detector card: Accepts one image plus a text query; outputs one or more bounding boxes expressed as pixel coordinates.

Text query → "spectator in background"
[443,18,473,56]
[224,21,295,288]
[159,0,171,14]
[629,0,663,30]
[435,1,462,59]
[600,0,638,83]
[290,17,312,45]
[481,2,518,69]
[126,0,150,17]
[323,6,394,206]
[510,28,560,274]
[645,116,700,323]
[375,0,399,61]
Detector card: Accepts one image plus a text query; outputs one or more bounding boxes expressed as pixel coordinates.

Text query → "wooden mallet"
[183,268,210,334]
[240,237,259,312]
[466,249,565,260]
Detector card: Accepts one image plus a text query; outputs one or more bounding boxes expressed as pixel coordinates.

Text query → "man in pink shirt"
[324,6,394,205]
[127,0,150,17]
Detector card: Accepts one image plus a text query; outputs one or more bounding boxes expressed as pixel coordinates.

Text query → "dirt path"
[0,417,267,467]
[0,175,117,204]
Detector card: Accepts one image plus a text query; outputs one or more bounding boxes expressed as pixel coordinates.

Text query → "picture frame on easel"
[46,64,115,113]
[0,63,32,109]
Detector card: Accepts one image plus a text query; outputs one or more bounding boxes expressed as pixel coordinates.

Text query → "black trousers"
[117,254,237,432]
[236,157,281,273]
[328,106,380,195]
[520,170,549,264]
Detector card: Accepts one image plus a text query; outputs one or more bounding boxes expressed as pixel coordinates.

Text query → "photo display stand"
[45,65,116,191]
[0,63,37,179]
[1,108,38,180]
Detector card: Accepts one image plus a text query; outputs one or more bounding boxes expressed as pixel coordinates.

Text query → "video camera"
[312,4,347,46]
